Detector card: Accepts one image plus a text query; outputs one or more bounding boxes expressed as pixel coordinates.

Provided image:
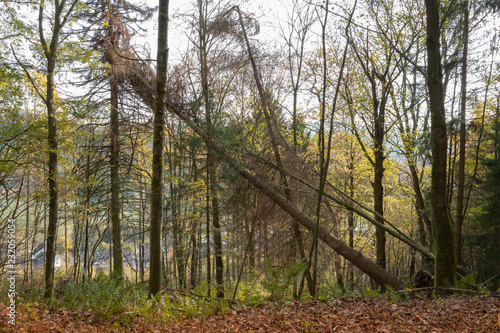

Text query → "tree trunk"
[190,223,198,289]
[234,5,313,296]
[246,211,255,270]
[199,0,224,297]
[38,0,63,299]
[110,75,124,280]
[172,196,186,288]
[211,178,224,298]
[83,143,91,278]
[64,202,68,275]
[455,1,468,266]
[24,174,30,285]
[425,0,457,290]
[40,0,80,299]
[373,128,386,276]
[139,176,145,282]
[493,104,500,292]
[170,106,404,289]
[148,0,169,297]
[206,169,211,296]
[348,146,355,289]
[409,164,433,271]
[45,73,58,296]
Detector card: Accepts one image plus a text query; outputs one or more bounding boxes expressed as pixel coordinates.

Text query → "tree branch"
[10,44,47,104]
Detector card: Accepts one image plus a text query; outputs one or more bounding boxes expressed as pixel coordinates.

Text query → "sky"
[140,0,294,64]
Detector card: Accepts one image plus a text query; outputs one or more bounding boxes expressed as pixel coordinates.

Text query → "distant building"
[29,244,62,268]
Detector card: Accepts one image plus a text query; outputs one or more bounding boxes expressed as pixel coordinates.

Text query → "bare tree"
[347,2,404,289]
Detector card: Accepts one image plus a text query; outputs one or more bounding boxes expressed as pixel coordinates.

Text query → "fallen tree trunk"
[116,44,403,289]
[167,102,403,289]
[249,153,435,261]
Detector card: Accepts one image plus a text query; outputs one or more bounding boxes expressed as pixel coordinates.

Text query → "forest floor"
[1,296,499,332]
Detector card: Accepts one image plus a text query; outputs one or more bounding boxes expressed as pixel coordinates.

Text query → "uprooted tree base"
[1,296,498,332]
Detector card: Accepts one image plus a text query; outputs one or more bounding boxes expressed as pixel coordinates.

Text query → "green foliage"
[458,273,476,290]
[263,257,307,302]
[318,285,346,300]
[468,121,500,291]
[54,273,142,314]
[244,295,268,307]
[8,271,46,305]
[233,274,269,303]
[0,55,29,182]
[484,0,500,12]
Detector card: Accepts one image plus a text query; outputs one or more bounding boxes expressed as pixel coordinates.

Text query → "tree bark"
[373,96,386,282]
[169,105,404,289]
[348,25,391,285]
[38,0,80,299]
[425,0,457,289]
[110,74,124,280]
[44,51,58,299]
[234,5,313,296]
[198,0,224,298]
[348,148,355,289]
[190,151,199,289]
[455,1,468,266]
[211,181,224,298]
[83,150,91,278]
[172,187,186,288]
[148,0,169,298]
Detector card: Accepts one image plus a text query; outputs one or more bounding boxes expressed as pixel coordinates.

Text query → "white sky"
[141,0,293,64]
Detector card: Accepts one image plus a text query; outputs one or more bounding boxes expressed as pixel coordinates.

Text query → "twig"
[162,287,208,300]
[232,223,255,300]
[395,286,493,295]
[111,42,156,62]
[10,44,47,104]
[474,275,500,296]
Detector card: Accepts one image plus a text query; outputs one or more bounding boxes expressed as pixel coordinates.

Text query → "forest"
[1,0,500,331]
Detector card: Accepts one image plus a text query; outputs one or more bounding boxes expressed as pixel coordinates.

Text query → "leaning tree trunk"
[169,104,404,289]
[117,15,403,289]
[234,5,313,296]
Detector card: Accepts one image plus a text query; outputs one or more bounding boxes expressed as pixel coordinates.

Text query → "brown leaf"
[30,308,39,319]
[29,323,41,332]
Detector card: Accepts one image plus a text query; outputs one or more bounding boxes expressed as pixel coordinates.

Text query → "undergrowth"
[3,265,494,325]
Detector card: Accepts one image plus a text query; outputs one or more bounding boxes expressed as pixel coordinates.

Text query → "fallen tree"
[113,16,405,288]
[249,152,435,261]
[165,101,404,288]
